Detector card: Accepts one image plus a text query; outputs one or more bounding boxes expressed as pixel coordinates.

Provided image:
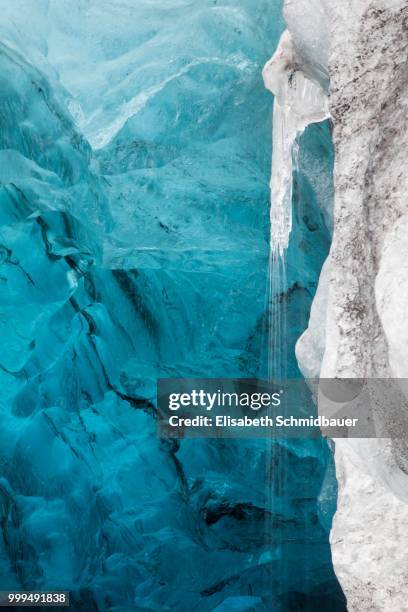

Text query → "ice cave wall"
[0,1,344,610]
[286,0,408,610]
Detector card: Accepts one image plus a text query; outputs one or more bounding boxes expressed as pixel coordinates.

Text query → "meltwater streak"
[266,103,300,380]
[267,249,287,381]
[269,88,299,258]
[262,30,330,595]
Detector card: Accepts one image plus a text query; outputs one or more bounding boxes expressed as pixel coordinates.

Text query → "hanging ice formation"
[263,30,329,256]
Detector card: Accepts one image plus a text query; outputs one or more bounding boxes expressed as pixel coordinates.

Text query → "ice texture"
[292,1,408,609]
[0,1,343,610]
[263,30,328,256]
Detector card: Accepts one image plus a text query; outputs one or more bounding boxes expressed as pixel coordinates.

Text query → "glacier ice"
[376,216,408,378]
[0,1,344,610]
[263,30,329,256]
[290,0,408,609]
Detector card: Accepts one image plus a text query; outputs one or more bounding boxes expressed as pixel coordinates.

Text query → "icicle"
[263,31,329,379]
[263,30,329,256]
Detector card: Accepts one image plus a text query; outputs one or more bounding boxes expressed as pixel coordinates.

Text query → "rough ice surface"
[292,0,408,609]
[376,216,408,378]
[263,30,328,256]
[0,1,343,610]
[284,0,330,89]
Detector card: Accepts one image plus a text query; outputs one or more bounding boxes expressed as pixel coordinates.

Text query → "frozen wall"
[0,1,344,610]
[288,0,408,609]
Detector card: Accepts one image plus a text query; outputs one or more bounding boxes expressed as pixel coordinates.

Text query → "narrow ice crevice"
[263,30,329,256]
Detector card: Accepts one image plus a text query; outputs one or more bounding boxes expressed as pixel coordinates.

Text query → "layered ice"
[0,1,343,609]
[0,4,284,607]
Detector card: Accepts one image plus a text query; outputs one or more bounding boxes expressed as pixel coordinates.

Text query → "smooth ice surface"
[0,1,343,610]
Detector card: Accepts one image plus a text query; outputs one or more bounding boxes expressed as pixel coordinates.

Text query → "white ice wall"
[281,0,408,609]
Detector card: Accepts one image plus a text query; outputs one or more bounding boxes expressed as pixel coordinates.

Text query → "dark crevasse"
[264,120,346,611]
[0,2,345,610]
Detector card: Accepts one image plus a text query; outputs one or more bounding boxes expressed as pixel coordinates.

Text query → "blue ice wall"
[0,2,344,610]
